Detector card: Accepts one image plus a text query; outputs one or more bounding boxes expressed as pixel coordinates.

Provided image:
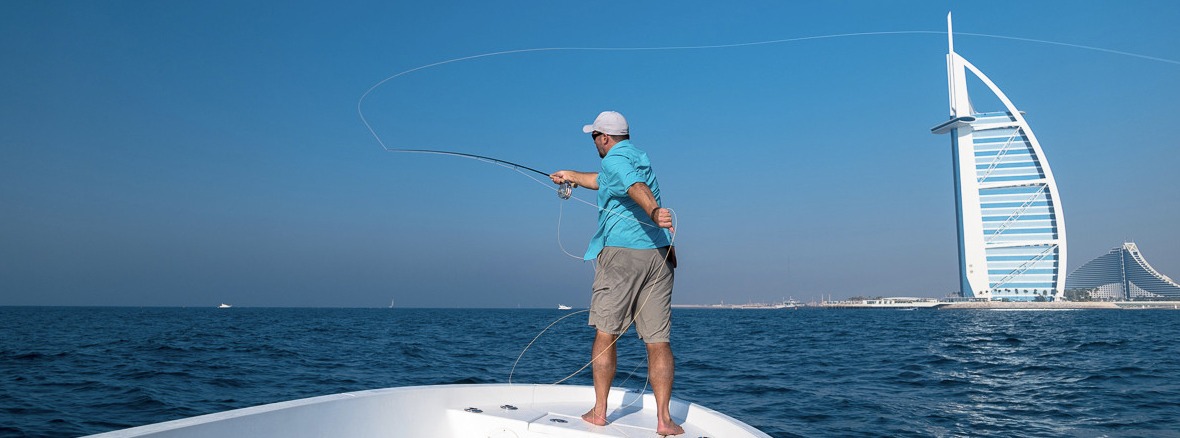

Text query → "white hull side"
[84,384,771,438]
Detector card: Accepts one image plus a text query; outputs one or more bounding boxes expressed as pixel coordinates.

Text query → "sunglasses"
[591,131,603,140]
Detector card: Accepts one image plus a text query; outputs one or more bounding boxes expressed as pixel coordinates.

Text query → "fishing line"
[556,201,581,260]
[358,29,1178,153]
[955,32,1180,66]
[506,310,654,393]
[509,309,590,384]
[357,30,950,147]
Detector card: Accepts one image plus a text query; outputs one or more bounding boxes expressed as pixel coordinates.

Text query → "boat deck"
[86,384,770,437]
[452,396,697,437]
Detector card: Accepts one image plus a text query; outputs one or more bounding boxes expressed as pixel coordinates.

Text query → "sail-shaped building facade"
[931,14,1067,301]
[1066,242,1180,300]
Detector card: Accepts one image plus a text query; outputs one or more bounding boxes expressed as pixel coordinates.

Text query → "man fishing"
[549,110,682,436]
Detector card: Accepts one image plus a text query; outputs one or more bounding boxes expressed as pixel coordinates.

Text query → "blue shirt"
[584,140,672,260]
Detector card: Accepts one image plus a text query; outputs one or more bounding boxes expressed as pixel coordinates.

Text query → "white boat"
[83,384,771,437]
[729,299,798,310]
[557,304,573,310]
[217,304,231,309]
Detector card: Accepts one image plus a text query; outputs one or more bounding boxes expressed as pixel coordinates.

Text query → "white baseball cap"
[582,111,628,136]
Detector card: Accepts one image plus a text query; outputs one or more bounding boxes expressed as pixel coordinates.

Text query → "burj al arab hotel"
[931,14,1067,301]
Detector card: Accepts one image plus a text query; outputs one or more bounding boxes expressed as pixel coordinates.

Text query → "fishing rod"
[387,148,574,199]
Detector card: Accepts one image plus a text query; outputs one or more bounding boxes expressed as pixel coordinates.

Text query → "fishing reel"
[557,181,574,200]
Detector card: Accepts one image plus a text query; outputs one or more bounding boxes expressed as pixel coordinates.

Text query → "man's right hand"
[549,170,575,186]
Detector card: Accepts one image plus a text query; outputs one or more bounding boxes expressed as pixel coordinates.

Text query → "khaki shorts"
[589,246,675,343]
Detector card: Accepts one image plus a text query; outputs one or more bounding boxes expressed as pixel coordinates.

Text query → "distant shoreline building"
[1066,242,1180,300]
[931,14,1067,302]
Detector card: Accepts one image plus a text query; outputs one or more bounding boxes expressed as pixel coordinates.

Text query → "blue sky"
[2,1,1177,307]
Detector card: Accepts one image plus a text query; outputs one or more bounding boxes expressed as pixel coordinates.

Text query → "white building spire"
[947,12,955,55]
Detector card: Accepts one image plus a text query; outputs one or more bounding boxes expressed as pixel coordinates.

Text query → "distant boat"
[557,304,572,310]
[218,304,232,309]
[389,299,395,308]
[730,298,799,310]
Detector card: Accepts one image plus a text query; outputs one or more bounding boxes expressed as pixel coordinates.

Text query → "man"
[549,110,683,436]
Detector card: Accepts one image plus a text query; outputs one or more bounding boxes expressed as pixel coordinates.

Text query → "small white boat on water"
[217,304,231,309]
[558,304,573,310]
[84,384,771,437]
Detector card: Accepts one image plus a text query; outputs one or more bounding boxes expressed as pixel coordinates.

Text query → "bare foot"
[657,418,684,436]
[581,409,608,426]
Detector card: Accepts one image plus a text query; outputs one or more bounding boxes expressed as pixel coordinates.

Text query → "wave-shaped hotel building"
[1066,242,1180,300]
[931,14,1067,301]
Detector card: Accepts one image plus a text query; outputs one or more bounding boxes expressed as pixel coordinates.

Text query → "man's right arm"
[549,170,599,190]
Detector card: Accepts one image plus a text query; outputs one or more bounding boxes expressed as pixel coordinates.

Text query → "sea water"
[2,307,1179,437]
